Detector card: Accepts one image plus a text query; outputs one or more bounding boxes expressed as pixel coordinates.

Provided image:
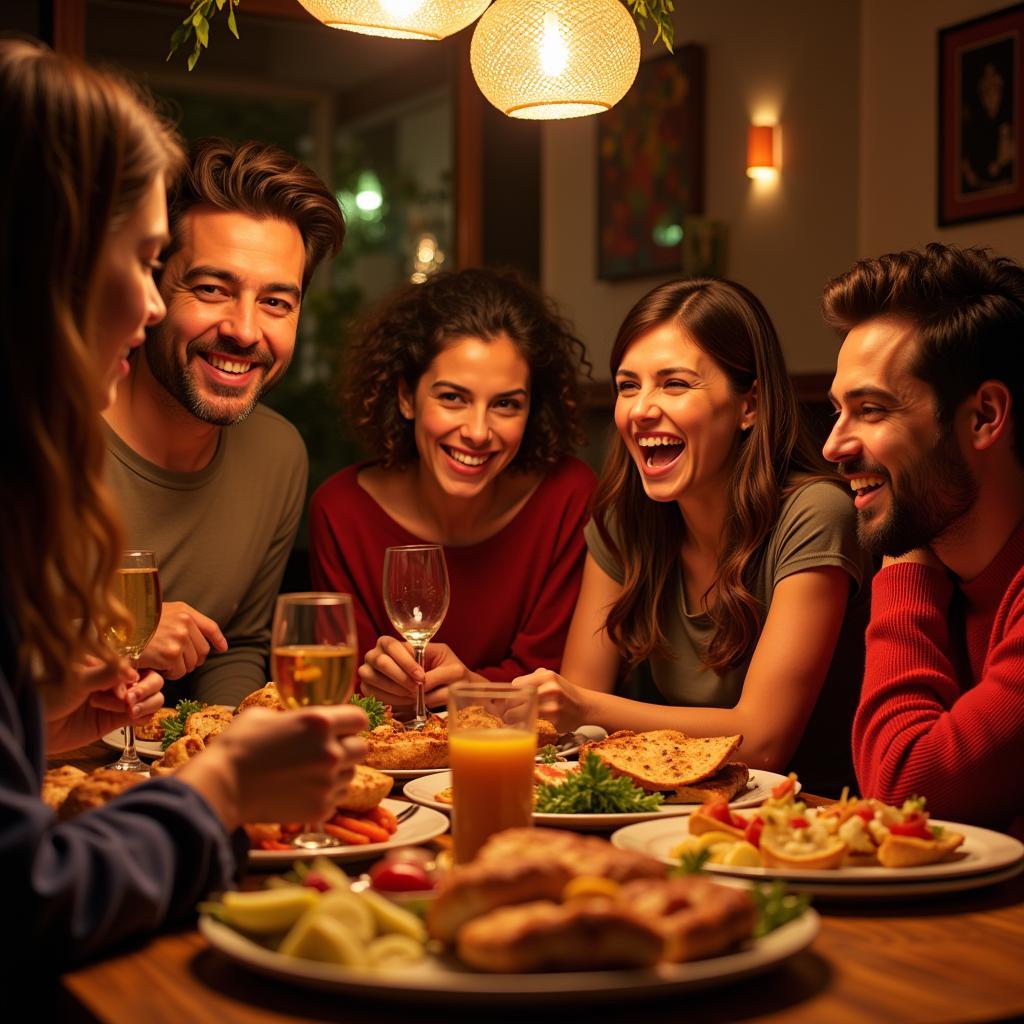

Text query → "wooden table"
[51,746,1024,1023]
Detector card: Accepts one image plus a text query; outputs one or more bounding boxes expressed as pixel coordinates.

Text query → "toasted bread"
[334,764,393,813]
[579,730,743,791]
[876,831,965,868]
[665,762,750,804]
[363,727,449,770]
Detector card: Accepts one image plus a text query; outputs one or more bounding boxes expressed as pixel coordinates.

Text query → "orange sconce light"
[746,124,779,180]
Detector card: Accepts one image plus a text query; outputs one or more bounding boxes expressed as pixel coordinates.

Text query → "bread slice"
[579,730,743,791]
[664,762,750,804]
[185,705,234,744]
[334,764,393,813]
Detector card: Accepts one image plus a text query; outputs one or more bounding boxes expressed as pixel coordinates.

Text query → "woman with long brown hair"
[0,37,365,970]
[519,278,872,794]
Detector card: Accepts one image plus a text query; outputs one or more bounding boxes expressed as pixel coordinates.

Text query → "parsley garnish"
[160,699,204,750]
[537,744,560,764]
[350,693,388,730]
[751,880,812,938]
[533,753,664,814]
[674,848,712,875]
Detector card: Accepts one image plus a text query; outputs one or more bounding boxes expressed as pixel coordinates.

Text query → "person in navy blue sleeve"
[0,37,366,974]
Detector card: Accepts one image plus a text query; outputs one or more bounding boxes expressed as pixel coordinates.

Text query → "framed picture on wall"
[938,2,1024,226]
[597,45,705,279]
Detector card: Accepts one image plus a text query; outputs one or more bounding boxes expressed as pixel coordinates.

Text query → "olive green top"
[585,480,873,795]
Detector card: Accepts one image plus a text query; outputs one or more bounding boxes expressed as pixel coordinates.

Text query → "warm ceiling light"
[746,124,779,179]
[470,0,640,120]
[295,0,489,40]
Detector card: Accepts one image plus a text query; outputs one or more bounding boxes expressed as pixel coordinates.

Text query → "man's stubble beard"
[857,428,978,558]
[142,324,288,427]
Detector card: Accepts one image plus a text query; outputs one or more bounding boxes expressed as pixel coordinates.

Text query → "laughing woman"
[309,269,595,711]
[518,279,873,795]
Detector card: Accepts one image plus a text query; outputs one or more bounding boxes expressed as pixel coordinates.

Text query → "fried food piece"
[618,876,757,962]
[453,705,503,730]
[133,707,177,741]
[579,730,743,791]
[58,768,147,819]
[428,828,665,943]
[41,765,87,810]
[185,705,234,744]
[457,899,664,972]
[334,764,393,813]
[236,682,286,714]
[363,727,448,770]
[150,735,206,776]
[535,718,559,747]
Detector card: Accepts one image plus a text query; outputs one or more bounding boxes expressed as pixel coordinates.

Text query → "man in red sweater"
[821,243,1024,833]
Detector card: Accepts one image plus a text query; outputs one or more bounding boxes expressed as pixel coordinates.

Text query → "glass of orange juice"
[448,682,537,864]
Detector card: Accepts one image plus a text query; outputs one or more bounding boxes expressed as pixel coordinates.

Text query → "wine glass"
[383,544,450,730]
[271,592,358,850]
[107,550,162,773]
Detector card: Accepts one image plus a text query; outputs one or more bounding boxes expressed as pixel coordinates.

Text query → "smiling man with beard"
[103,138,345,705]
[823,243,1024,834]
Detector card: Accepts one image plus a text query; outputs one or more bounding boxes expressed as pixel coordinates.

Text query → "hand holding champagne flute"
[383,544,450,729]
[271,592,358,849]
[107,550,162,772]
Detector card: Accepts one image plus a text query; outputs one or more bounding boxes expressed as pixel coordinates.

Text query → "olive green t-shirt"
[584,480,873,796]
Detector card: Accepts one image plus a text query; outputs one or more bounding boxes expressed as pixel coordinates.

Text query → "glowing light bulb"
[539,11,567,77]
[380,0,424,18]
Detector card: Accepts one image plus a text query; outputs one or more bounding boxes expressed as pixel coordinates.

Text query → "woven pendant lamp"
[295,0,490,41]
[470,0,640,119]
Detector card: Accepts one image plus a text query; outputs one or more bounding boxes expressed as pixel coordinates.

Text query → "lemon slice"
[709,841,762,866]
[220,888,318,935]
[562,876,621,902]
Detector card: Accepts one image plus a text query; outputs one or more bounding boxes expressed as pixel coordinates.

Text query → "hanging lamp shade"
[295,0,490,41]
[470,0,640,120]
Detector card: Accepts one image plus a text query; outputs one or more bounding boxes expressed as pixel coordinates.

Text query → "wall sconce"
[746,124,779,180]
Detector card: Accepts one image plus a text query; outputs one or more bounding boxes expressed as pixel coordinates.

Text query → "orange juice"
[449,727,536,863]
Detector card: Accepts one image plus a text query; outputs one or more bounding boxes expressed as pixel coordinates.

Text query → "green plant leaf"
[195,16,210,48]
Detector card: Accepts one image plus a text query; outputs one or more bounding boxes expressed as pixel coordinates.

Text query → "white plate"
[401,768,793,831]
[610,818,1024,895]
[377,725,610,779]
[101,730,163,760]
[199,905,819,1004]
[247,799,450,867]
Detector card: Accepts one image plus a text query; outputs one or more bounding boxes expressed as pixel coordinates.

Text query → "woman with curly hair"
[309,268,595,712]
[516,278,872,794]
[0,38,365,970]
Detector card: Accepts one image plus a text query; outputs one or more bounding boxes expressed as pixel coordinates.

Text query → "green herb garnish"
[537,744,560,764]
[350,693,388,730]
[533,753,664,814]
[160,699,204,750]
[751,880,811,938]
[674,847,712,875]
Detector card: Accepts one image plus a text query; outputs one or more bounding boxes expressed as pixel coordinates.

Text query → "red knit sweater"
[308,458,595,683]
[853,521,1024,830]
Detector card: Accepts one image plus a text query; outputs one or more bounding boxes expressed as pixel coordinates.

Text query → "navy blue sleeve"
[0,662,243,971]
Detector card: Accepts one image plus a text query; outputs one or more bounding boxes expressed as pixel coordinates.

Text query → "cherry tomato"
[790,817,810,829]
[743,816,764,849]
[704,799,747,830]
[369,861,434,893]
[889,820,934,840]
[302,873,330,893]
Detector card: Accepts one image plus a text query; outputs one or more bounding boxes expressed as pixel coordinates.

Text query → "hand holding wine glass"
[107,550,162,773]
[383,544,450,729]
[271,591,358,849]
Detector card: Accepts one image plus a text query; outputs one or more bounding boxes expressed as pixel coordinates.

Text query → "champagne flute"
[271,592,358,850]
[383,544,450,730]
[107,550,162,773]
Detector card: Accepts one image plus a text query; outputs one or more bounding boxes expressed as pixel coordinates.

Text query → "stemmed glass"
[107,550,162,773]
[271,592,358,850]
[383,544,450,730]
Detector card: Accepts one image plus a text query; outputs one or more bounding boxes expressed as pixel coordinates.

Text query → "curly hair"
[593,278,835,674]
[341,267,590,472]
[164,137,345,291]
[0,38,184,688]
[822,243,1024,461]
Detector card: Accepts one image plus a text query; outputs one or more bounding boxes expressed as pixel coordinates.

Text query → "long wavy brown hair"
[593,278,834,673]
[0,38,183,688]
[342,267,590,472]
